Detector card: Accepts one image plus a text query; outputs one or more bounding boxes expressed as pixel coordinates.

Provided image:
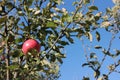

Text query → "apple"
[22,39,41,55]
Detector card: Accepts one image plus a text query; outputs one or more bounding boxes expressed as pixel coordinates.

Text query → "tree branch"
[98,34,116,70]
[47,0,83,53]
[41,0,83,59]
[5,21,10,80]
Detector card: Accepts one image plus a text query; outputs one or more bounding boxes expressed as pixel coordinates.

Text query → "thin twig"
[81,38,89,62]
[41,0,83,59]
[47,0,83,53]
[114,70,120,74]
[98,34,115,70]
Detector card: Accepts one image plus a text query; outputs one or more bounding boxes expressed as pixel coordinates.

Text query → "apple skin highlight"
[22,39,41,55]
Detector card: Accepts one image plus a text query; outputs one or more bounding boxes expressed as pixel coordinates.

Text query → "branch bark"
[5,21,10,80]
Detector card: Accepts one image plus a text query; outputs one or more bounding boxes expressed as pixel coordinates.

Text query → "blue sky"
[58,0,120,80]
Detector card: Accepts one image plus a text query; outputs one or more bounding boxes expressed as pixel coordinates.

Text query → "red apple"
[22,39,41,55]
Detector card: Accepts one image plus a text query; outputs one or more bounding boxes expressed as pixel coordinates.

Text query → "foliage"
[0,0,120,80]
[81,2,120,80]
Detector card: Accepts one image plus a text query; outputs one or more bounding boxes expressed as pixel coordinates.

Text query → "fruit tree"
[0,0,120,80]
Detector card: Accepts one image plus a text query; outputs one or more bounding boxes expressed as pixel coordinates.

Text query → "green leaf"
[8,65,19,70]
[82,63,89,67]
[90,53,97,59]
[50,54,56,62]
[106,8,112,14]
[15,38,23,43]
[54,65,59,74]
[57,57,63,64]
[12,50,21,57]
[42,59,51,68]
[88,6,98,11]
[46,21,57,28]
[94,70,100,78]
[6,2,13,9]
[66,16,72,23]
[102,48,109,55]
[0,16,7,23]
[58,40,69,46]
[28,0,33,6]
[94,45,102,49]
[82,77,90,80]
[83,0,90,4]
[8,34,15,42]
[0,49,3,54]
[115,50,120,56]
[85,20,92,26]
[65,32,70,38]
[96,31,100,42]
[55,53,66,58]
[68,37,74,43]
[72,1,79,6]
[95,12,102,21]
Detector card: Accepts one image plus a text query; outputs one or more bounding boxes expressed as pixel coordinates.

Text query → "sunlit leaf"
[55,53,66,58]
[86,32,92,42]
[101,21,111,28]
[42,59,51,68]
[18,11,24,16]
[34,10,41,15]
[55,65,59,74]
[83,0,90,4]
[54,0,63,5]
[66,16,73,23]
